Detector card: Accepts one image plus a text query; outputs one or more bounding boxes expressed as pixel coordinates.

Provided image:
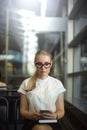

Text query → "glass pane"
[0,8,6,83]
[73,74,87,114]
[80,39,87,71]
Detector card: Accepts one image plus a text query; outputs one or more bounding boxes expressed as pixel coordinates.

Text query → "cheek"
[47,68,51,73]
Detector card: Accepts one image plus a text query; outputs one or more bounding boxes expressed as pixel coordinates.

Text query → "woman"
[18,50,66,130]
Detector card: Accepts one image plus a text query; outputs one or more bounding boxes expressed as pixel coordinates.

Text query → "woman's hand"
[31,109,42,120]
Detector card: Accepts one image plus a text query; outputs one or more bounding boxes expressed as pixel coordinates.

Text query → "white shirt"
[18,76,66,112]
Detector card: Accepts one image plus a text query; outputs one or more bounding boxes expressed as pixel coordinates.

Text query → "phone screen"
[40,110,50,113]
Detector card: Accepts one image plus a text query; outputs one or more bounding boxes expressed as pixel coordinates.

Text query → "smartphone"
[40,110,51,114]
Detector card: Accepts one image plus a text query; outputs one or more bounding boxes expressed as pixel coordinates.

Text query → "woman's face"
[35,54,52,79]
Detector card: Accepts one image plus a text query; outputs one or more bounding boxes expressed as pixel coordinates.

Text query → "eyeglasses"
[35,62,51,68]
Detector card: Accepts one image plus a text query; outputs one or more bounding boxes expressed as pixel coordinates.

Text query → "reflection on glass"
[80,41,87,71]
[0,1,66,87]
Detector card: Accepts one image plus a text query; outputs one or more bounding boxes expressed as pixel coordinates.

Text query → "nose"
[41,65,45,68]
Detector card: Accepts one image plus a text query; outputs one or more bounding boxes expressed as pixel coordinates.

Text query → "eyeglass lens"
[35,62,51,68]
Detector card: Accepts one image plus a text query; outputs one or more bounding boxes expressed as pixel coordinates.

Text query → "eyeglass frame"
[35,62,51,68]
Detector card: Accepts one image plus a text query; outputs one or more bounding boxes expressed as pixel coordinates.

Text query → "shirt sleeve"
[17,78,29,95]
[57,80,66,95]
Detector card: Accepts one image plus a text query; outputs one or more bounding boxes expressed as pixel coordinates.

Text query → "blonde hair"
[25,50,52,91]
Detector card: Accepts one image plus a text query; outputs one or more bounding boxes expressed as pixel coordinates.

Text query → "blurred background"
[0,1,87,129]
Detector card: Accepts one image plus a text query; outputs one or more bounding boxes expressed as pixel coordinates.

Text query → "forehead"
[35,54,51,62]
